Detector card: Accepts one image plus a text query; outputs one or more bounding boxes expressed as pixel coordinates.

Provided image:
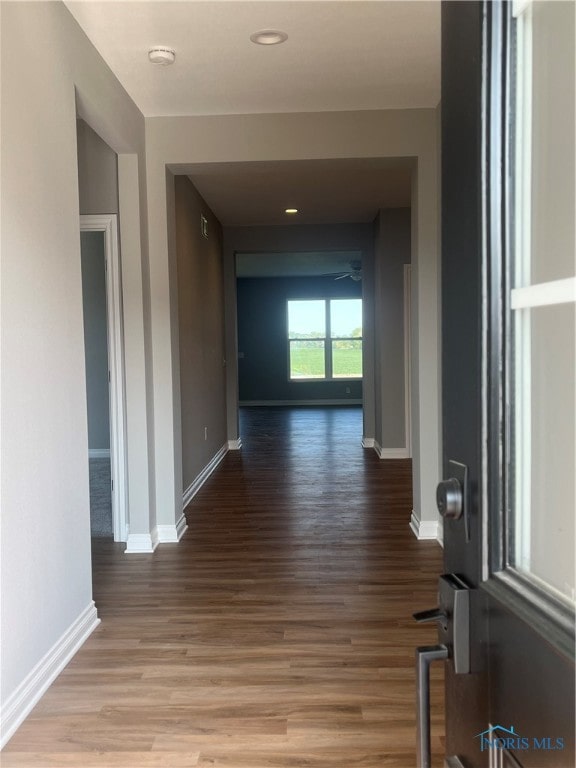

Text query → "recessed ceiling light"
[148,47,176,65]
[285,208,299,215]
[250,30,288,46]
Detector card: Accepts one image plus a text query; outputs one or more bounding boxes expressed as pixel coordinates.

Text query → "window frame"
[480,0,575,661]
[286,298,363,382]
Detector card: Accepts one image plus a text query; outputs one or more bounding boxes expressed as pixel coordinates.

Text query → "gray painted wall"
[374,209,411,450]
[174,176,227,492]
[77,119,119,215]
[1,0,148,729]
[80,232,110,450]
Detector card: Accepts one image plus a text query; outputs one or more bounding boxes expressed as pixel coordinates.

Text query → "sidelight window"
[484,0,575,652]
[509,0,575,605]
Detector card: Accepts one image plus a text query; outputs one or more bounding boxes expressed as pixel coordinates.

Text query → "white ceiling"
[67,1,439,227]
[66,1,440,117]
[183,157,413,225]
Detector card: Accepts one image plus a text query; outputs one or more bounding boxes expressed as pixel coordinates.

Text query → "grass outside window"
[287,299,363,381]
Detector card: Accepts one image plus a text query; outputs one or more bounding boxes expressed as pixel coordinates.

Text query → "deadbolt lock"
[436,460,470,542]
[436,477,463,519]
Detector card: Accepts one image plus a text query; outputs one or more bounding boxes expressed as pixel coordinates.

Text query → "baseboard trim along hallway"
[124,444,230,552]
[182,443,228,508]
[156,513,188,543]
[0,602,100,749]
[374,441,410,459]
[361,438,410,459]
[410,509,443,543]
[124,529,159,554]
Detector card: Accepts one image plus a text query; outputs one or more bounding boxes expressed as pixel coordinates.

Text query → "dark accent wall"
[237,275,362,402]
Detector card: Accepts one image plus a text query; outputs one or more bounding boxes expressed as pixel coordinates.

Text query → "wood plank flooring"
[2,406,444,767]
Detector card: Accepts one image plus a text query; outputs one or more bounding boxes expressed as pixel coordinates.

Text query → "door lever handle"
[413,607,448,631]
[416,644,449,768]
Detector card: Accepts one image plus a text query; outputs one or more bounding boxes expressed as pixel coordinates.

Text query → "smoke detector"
[250,30,288,46]
[148,47,176,65]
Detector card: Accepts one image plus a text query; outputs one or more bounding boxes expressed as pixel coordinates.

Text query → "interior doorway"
[80,214,128,542]
[235,250,365,412]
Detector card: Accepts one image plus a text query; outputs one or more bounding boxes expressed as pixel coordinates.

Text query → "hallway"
[3,407,444,767]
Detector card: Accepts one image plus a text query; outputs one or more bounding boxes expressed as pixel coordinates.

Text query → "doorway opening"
[236,250,364,400]
[235,249,365,446]
[80,214,128,542]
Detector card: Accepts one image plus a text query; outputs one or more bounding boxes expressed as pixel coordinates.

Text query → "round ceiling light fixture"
[250,29,288,46]
[148,47,176,65]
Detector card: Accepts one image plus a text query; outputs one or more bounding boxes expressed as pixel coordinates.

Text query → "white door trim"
[80,214,128,542]
[404,264,413,458]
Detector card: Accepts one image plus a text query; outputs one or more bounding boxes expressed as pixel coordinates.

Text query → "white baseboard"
[124,528,159,554]
[374,441,410,460]
[183,444,228,509]
[227,438,242,450]
[436,520,444,548]
[239,399,362,407]
[88,448,110,459]
[156,514,188,543]
[410,510,441,541]
[0,601,100,749]
[362,437,375,448]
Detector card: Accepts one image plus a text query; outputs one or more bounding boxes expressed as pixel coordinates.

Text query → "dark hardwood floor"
[2,406,444,767]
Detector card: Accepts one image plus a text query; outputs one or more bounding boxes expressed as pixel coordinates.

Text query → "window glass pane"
[288,300,325,339]
[289,340,325,379]
[515,1,575,286]
[513,302,575,602]
[332,340,362,378]
[329,299,362,339]
[529,1,575,284]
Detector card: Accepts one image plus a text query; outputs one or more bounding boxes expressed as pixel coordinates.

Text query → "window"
[287,299,362,381]
[483,0,575,649]
[508,0,575,604]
